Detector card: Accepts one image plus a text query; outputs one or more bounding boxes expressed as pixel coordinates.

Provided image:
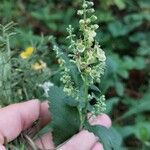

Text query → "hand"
[0,100,111,150]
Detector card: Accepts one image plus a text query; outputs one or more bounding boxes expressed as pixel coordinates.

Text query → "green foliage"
[118,121,150,148]
[105,97,119,114]
[85,122,122,150]
[0,22,52,105]
[0,0,149,149]
[119,91,150,120]
[0,22,15,104]
[50,1,109,146]
[47,86,80,145]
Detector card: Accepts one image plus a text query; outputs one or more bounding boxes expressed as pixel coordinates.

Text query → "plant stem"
[78,75,89,130]
[2,33,12,103]
[78,106,83,130]
[6,35,12,103]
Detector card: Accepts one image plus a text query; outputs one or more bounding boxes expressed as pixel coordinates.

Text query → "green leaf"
[138,0,150,9]
[139,127,149,142]
[105,97,119,114]
[96,10,114,22]
[138,45,150,56]
[85,123,122,150]
[119,126,135,138]
[118,122,150,142]
[134,57,146,69]
[115,82,124,96]
[48,86,80,145]
[54,45,83,87]
[120,93,150,119]
[90,85,101,93]
[109,127,123,147]
[124,14,143,30]
[129,32,150,44]
[108,21,128,37]
[118,69,128,79]
[114,0,126,10]
[64,96,79,107]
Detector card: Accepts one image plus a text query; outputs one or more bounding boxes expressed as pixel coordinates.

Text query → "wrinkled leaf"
[85,123,122,150]
[48,86,80,145]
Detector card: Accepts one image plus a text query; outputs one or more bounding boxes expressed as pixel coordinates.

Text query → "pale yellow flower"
[94,44,106,61]
[20,47,34,59]
[76,40,85,53]
[85,29,96,43]
[32,60,46,70]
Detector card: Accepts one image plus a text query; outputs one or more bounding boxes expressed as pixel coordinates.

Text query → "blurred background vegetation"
[0,0,150,149]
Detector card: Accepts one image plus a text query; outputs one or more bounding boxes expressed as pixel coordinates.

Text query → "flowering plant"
[47,1,118,149]
[0,1,120,149]
[53,0,106,129]
[0,22,52,105]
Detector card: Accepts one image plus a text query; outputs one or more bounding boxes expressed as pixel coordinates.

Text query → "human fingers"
[27,101,51,137]
[89,114,112,150]
[0,144,6,150]
[34,114,111,150]
[34,132,54,150]
[40,101,51,128]
[91,142,104,150]
[58,114,111,150]
[0,100,50,144]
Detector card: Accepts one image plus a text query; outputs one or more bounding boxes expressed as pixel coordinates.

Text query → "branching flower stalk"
[54,0,106,129]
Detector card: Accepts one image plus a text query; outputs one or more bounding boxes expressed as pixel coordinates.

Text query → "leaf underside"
[85,122,122,150]
[48,86,80,146]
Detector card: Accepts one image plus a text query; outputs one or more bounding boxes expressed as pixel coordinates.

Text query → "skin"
[0,100,111,150]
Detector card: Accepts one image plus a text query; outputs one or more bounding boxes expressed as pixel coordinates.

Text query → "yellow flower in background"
[32,60,47,71]
[20,47,34,59]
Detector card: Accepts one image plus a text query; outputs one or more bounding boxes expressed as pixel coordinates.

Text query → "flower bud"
[87,8,95,13]
[79,19,85,25]
[76,40,85,53]
[90,15,97,21]
[82,3,88,8]
[94,24,99,29]
[91,24,99,30]
[86,1,94,7]
[86,18,91,24]
[77,10,84,15]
